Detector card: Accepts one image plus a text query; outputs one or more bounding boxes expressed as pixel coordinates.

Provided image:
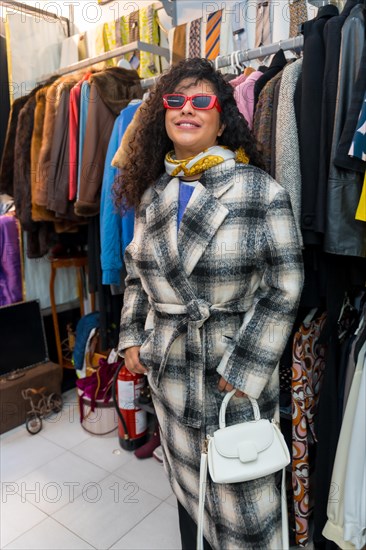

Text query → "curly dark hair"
[114,58,264,209]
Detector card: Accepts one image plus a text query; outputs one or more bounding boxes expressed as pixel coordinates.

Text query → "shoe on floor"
[134,431,160,459]
[152,445,164,463]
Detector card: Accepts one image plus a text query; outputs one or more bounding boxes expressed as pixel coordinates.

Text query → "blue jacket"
[100,101,141,285]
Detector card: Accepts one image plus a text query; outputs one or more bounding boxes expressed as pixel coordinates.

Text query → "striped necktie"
[206,10,222,60]
[189,18,201,58]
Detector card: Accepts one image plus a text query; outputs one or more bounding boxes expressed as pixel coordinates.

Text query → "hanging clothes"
[37,75,70,208]
[13,94,39,230]
[0,214,23,306]
[255,0,272,47]
[253,70,283,173]
[206,10,223,60]
[234,70,264,129]
[76,79,91,202]
[100,100,141,286]
[322,338,366,549]
[171,23,187,65]
[188,18,202,58]
[291,311,327,547]
[343,351,366,549]
[350,91,366,162]
[69,72,93,202]
[324,3,365,257]
[253,49,287,111]
[0,96,29,196]
[299,3,339,246]
[0,35,10,161]
[316,0,362,236]
[139,5,161,78]
[333,35,366,174]
[289,0,308,37]
[47,73,85,219]
[75,67,143,217]
[275,58,303,247]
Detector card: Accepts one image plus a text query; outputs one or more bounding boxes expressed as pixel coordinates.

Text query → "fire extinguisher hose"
[112,363,130,440]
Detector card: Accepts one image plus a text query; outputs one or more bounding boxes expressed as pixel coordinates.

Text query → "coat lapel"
[178,162,236,277]
[146,175,191,302]
[177,182,229,277]
[146,162,236,294]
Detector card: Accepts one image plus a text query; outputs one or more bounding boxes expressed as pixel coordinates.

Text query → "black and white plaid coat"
[119,159,304,549]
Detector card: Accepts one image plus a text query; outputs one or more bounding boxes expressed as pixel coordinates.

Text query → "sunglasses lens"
[166,95,185,108]
[191,95,212,109]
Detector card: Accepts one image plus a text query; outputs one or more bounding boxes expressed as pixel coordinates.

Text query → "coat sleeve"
[117,209,149,354]
[216,187,304,398]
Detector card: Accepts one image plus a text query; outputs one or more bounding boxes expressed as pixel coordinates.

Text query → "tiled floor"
[0,389,180,550]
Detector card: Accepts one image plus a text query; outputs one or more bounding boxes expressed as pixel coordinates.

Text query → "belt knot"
[186,299,211,329]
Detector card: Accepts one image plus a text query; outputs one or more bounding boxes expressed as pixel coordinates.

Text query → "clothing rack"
[37,32,304,89]
[37,41,170,84]
[139,35,304,89]
[215,35,304,70]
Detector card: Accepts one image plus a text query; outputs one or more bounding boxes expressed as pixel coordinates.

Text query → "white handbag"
[197,389,290,550]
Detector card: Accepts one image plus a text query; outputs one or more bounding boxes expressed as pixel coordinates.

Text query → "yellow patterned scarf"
[165,145,249,178]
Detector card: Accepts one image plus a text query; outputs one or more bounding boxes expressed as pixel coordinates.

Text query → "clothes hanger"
[118,58,133,70]
[230,51,241,75]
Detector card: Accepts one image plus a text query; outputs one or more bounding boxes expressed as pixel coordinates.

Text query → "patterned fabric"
[292,312,327,547]
[129,10,139,42]
[206,10,222,60]
[253,71,283,173]
[275,58,303,247]
[139,6,160,78]
[103,20,117,67]
[165,146,237,178]
[255,0,271,47]
[189,18,201,58]
[289,0,308,38]
[119,161,304,548]
[119,8,160,78]
[349,91,366,161]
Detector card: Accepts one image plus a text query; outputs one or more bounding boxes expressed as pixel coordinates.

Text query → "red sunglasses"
[163,93,222,112]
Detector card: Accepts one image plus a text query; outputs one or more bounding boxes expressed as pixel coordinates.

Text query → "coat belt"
[149,298,250,429]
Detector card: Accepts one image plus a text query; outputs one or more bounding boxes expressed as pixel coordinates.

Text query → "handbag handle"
[219,389,261,429]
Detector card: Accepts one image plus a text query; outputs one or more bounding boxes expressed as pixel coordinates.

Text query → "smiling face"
[164,78,225,160]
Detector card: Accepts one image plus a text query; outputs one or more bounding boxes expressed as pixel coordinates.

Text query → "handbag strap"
[196,456,289,550]
[219,389,260,429]
[197,451,208,550]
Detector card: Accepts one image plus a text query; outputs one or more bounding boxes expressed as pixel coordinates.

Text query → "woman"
[114,58,304,549]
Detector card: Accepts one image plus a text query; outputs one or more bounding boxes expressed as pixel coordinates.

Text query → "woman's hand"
[124,346,148,375]
[218,377,246,398]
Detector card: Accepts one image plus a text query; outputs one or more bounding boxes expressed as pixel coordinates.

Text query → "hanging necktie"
[173,23,187,65]
[128,10,140,69]
[289,0,308,38]
[206,10,222,60]
[189,18,202,58]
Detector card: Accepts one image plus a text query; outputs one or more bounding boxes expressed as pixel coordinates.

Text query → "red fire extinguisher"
[112,363,148,451]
